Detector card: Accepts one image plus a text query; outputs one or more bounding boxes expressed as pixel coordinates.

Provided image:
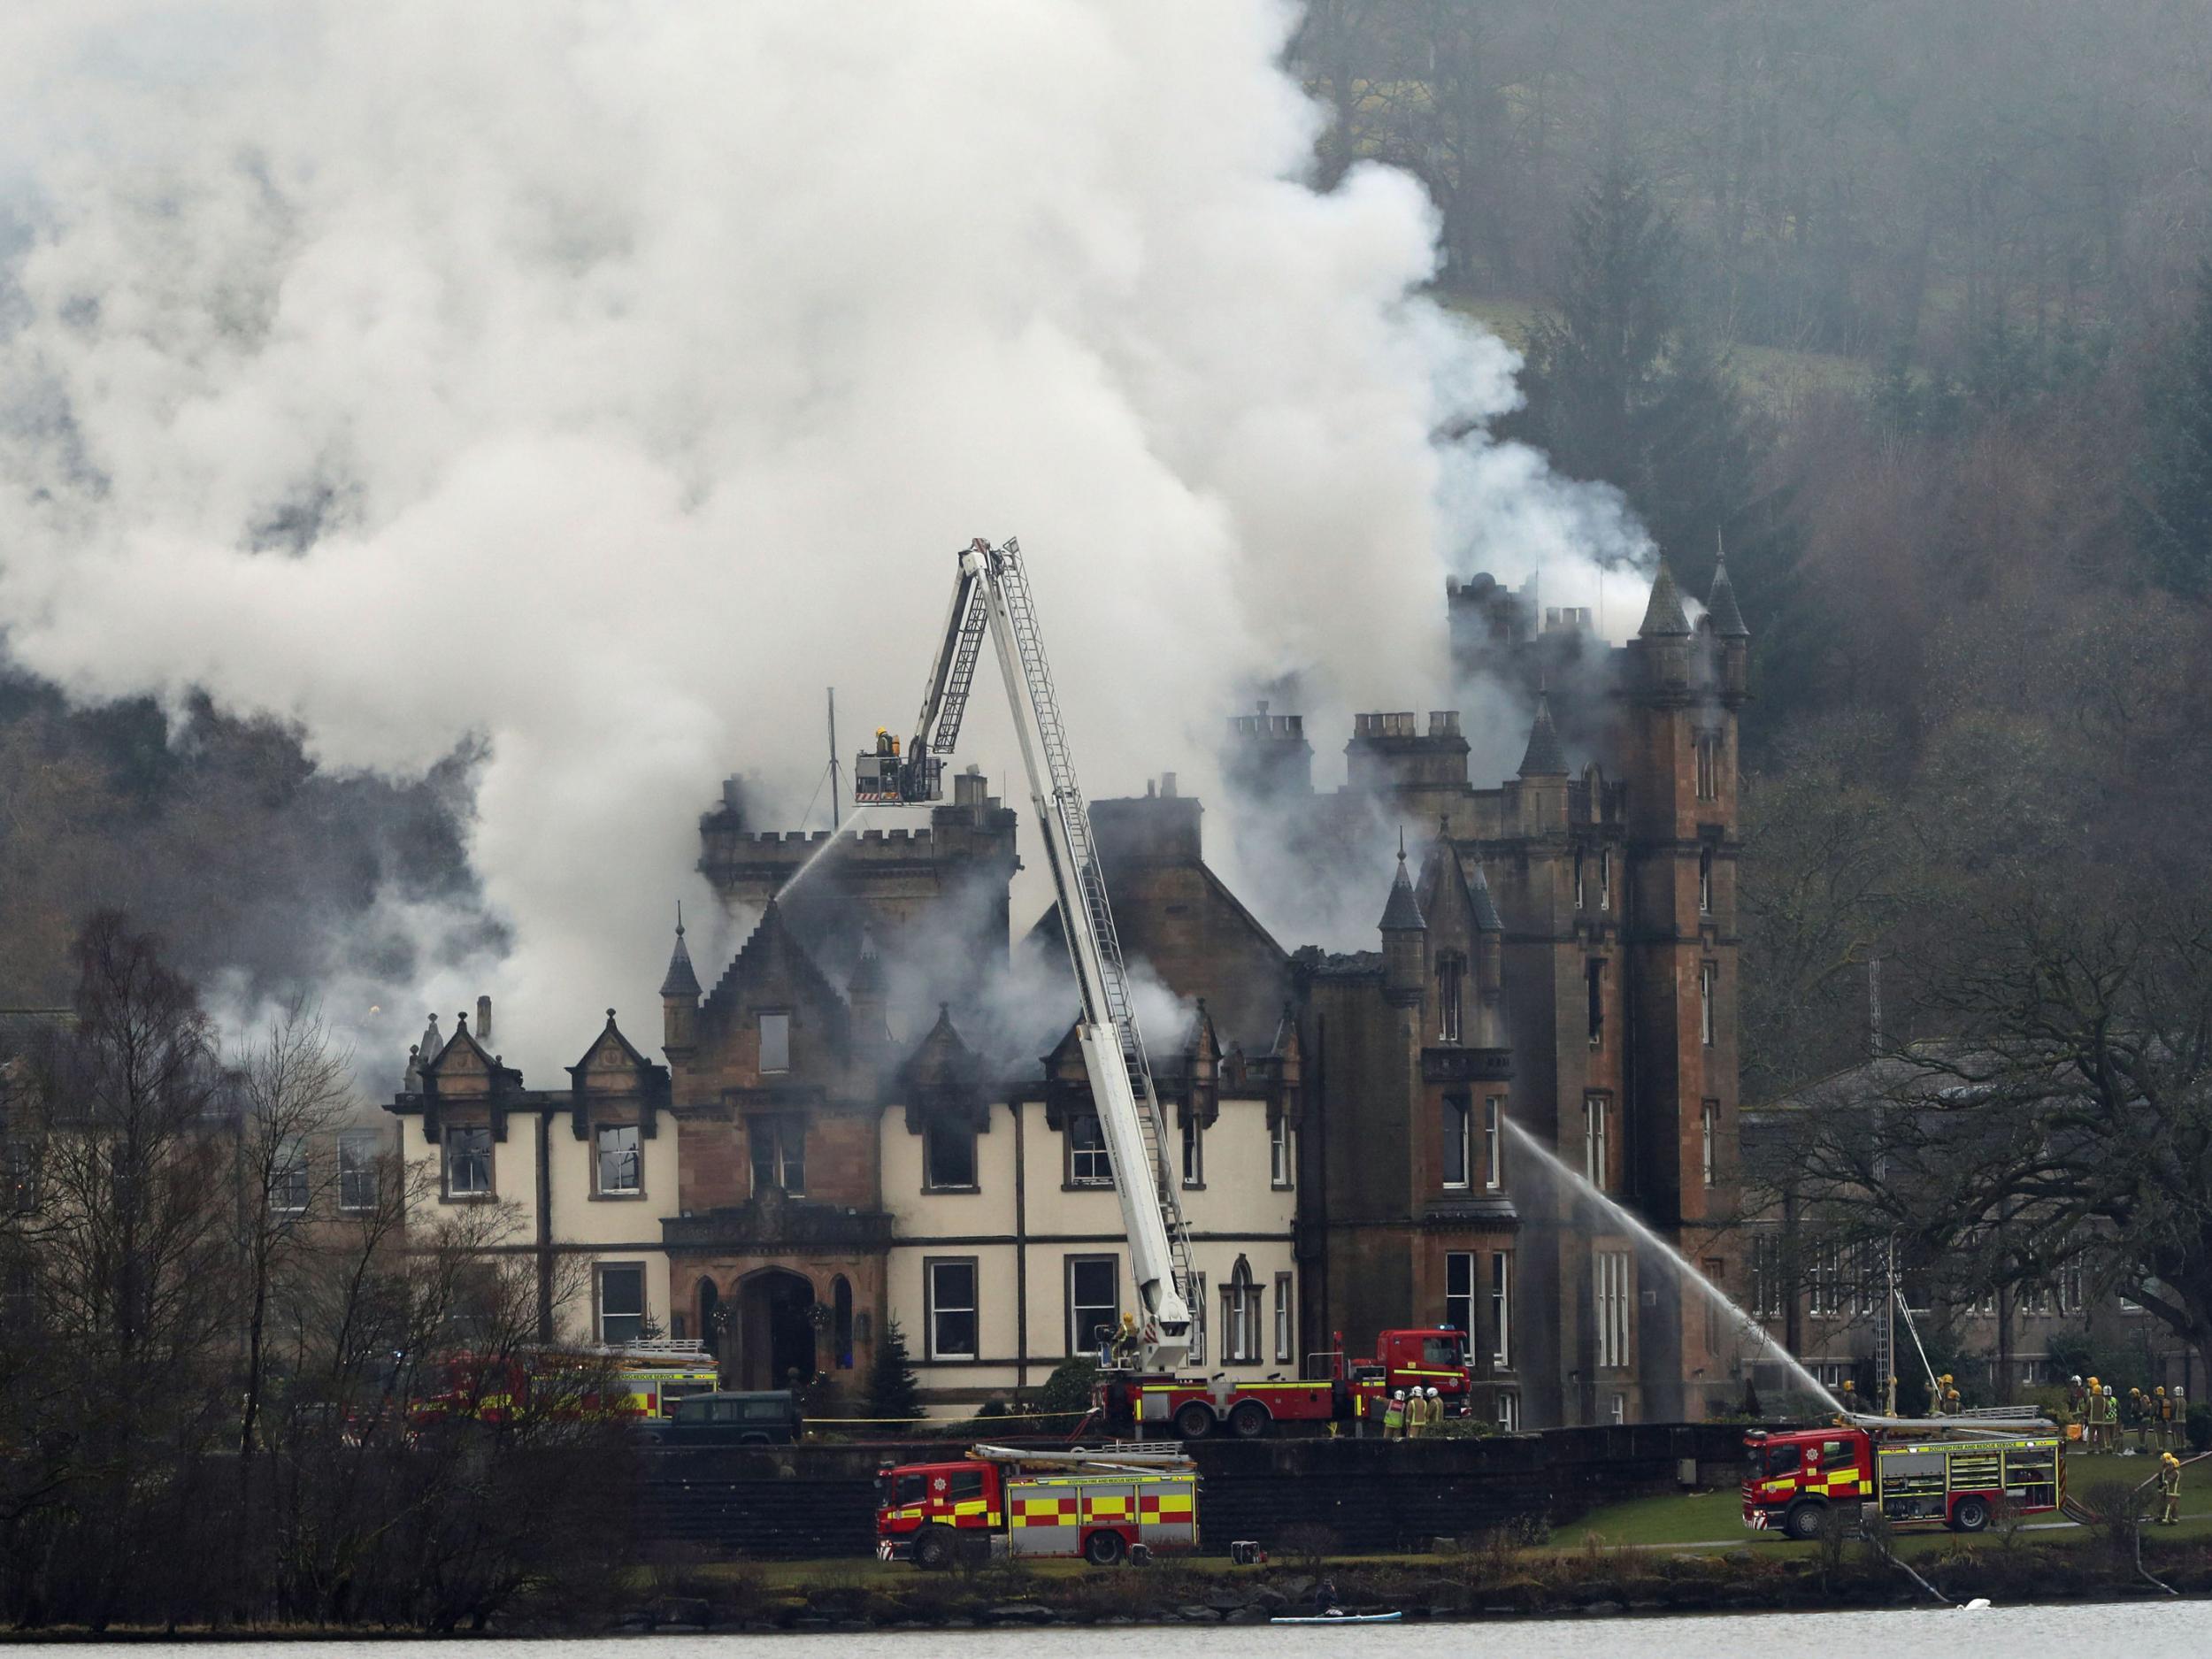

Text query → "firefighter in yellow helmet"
[2158,1452,2183,1525]
[2086,1377,2105,1450]
[1110,1312,1141,1370]
[2155,1386,2174,1452]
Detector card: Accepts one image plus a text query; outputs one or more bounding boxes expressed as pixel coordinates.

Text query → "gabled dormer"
[416,1010,523,1141]
[566,1010,672,1141]
[895,1004,989,1137]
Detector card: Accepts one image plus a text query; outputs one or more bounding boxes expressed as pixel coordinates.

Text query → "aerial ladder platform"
[856,537,1194,1367]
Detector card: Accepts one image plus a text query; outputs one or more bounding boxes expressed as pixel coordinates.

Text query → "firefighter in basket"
[2158,1452,2183,1525]
[1109,1313,1141,1370]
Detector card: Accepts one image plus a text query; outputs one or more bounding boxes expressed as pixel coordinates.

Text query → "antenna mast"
[827,687,842,830]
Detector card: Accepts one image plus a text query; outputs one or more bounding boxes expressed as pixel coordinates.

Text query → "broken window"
[443,1125,492,1198]
[597,1124,642,1194]
[924,1122,977,1190]
[750,1117,804,1194]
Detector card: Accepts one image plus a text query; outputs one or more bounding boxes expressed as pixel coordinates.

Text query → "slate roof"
[1707,549,1749,639]
[1379,848,1426,933]
[1639,559,1693,637]
[659,910,702,999]
[1517,693,1569,778]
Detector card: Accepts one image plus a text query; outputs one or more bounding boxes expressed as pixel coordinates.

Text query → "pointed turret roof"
[1707,540,1749,638]
[1638,558,1692,638]
[1379,834,1426,933]
[1517,693,1569,778]
[659,904,702,999]
[1467,857,1504,932]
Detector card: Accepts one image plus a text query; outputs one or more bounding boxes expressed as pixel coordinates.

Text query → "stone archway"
[734,1268,818,1391]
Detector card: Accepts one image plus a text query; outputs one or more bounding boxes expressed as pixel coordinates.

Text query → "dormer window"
[442,1125,493,1199]
[596,1124,641,1195]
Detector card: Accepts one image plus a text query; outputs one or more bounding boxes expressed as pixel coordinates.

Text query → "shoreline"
[7,1537,2207,1639]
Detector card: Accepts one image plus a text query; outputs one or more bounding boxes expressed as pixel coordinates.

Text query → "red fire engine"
[875,1444,1198,1568]
[1743,1417,2066,1539]
[1092,1327,1476,1439]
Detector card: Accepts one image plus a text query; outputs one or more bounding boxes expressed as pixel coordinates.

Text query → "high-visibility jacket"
[1383,1400,1405,1432]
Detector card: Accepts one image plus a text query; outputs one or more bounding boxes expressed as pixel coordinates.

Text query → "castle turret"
[1635,558,1694,696]
[659,906,701,1063]
[1515,691,1570,834]
[1379,836,1428,1008]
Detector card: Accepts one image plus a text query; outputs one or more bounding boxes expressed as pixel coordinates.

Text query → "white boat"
[1270,1611,1405,1625]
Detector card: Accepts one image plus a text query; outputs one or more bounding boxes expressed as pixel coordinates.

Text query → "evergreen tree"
[1503,159,1802,739]
[2133,261,2212,602]
[1508,158,1778,568]
[864,1317,924,1421]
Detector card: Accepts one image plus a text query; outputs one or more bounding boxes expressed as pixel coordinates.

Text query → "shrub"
[1033,1355,1099,1434]
[2189,1402,2212,1454]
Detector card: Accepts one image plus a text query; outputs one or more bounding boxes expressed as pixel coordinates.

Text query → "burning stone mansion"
[387,562,1753,1430]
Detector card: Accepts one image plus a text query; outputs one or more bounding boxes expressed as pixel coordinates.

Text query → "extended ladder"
[985,540,1197,1313]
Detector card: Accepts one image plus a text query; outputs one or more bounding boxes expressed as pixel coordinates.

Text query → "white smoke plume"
[0,2,1651,1076]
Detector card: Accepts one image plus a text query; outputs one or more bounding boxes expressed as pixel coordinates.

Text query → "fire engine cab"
[1094,1327,1476,1439]
[875,1445,1198,1568]
[1743,1417,2065,1540]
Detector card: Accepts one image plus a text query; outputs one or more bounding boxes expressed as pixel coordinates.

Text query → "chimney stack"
[476,995,493,1047]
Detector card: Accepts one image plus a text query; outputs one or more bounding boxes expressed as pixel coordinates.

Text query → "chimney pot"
[1162,772,1178,798]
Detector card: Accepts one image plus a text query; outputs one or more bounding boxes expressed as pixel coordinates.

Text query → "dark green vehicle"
[635,1389,804,1446]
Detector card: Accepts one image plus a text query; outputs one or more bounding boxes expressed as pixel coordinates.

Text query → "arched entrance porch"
[734,1268,818,1391]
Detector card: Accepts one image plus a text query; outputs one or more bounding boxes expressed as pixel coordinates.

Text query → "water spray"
[1503,1119,1844,1415]
[774,806,878,900]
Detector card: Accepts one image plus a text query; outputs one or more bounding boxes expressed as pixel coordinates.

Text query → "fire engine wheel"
[1175,1402,1217,1440]
[1228,1401,1272,1440]
[1783,1502,1827,1542]
[1950,1496,1992,1533]
[1082,1528,1127,1567]
[910,1525,955,1571]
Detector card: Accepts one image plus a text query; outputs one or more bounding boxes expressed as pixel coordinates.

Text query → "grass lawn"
[1548,1449,2211,1555]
